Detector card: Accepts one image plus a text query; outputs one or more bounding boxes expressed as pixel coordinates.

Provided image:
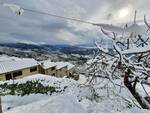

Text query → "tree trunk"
[124,69,150,109]
[0,97,2,113]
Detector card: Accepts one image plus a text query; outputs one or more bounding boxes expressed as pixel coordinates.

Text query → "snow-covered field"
[1,74,149,113]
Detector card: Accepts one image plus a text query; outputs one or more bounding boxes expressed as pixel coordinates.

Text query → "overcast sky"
[0,0,150,45]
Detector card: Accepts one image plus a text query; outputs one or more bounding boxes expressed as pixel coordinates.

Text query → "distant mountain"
[0,43,99,55]
[0,43,45,50]
[0,43,97,49]
[75,42,113,49]
[75,44,96,49]
[43,44,98,55]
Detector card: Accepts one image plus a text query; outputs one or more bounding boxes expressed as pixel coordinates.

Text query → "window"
[13,71,22,77]
[30,67,37,72]
[5,73,12,80]
[51,67,55,71]
[69,72,72,76]
[52,73,55,76]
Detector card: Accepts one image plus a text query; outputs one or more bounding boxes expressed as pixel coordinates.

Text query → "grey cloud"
[0,0,150,44]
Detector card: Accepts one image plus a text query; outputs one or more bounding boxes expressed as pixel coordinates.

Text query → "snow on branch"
[2,3,24,16]
[93,23,124,33]
[95,41,109,53]
[144,15,150,32]
[122,45,150,54]
[101,28,118,40]
[87,12,150,109]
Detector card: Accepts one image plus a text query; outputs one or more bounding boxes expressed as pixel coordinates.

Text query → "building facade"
[0,59,39,80]
[0,57,77,81]
[56,66,68,77]
[44,66,56,76]
[40,61,75,78]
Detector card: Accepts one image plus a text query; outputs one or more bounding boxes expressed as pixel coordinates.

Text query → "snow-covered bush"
[0,80,56,96]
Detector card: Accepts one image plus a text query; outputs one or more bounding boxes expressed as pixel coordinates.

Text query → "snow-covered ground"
[1,74,150,113]
[2,94,149,113]
[4,94,86,113]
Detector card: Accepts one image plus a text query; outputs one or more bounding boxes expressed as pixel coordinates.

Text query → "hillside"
[0,74,149,113]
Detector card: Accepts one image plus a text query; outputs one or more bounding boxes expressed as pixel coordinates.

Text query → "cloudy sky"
[0,0,150,45]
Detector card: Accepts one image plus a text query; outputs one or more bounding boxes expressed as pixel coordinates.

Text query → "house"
[65,62,75,76]
[40,60,57,76]
[55,62,68,77]
[0,55,78,81]
[65,62,79,80]
[40,60,76,78]
[0,59,39,80]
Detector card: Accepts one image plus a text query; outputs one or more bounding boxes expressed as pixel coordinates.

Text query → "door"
[5,73,12,80]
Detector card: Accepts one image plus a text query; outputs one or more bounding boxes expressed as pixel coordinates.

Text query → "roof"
[41,60,75,70]
[55,62,68,70]
[0,59,39,74]
[0,55,21,62]
[64,62,75,70]
[41,60,56,69]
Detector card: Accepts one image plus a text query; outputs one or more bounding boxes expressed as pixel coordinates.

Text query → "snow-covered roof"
[54,62,75,70]
[0,55,21,62]
[0,59,39,74]
[40,60,56,69]
[54,62,67,70]
[64,62,75,70]
[41,60,75,70]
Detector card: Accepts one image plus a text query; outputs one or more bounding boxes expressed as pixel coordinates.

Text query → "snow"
[40,60,56,69]
[64,62,75,70]
[78,74,87,84]
[94,23,148,37]
[122,45,150,54]
[3,3,24,16]
[0,2,149,113]
[41,60,75,70]
[0,59,39,74]
[2,94,49,112]
[0,56,75,74]
[0,74,79,95]
[2,93,150,113]
[0,55,21,62]
[136,83,150,97]
[4,94,86,113]
[95,23,149,38]
[95,41,109,53]
[94,24,124,33]
[55,62,68,69]
[2,95,150,113]
[0,74,149,113]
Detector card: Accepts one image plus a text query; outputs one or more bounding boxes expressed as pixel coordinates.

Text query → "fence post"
[0,97,2,113]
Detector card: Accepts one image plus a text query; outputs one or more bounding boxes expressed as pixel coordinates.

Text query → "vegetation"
[0,80,56,96]
[85,13,150,109]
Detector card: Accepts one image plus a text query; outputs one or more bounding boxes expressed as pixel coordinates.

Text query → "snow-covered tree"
[86,12,150,109]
